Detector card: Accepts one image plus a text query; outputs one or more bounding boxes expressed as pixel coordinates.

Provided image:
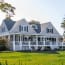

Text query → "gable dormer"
[46,22,59,34]
[40,22,61,37]
[10,19,36,34]
[19,25,28,32]
[29,20,41,33]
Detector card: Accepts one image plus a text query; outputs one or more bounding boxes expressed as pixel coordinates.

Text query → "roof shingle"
[3,18,15,31]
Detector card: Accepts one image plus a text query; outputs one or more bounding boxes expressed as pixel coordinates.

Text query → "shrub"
[0,39,7,51]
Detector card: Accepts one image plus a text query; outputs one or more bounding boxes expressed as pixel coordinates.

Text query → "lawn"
[0,51,65,65]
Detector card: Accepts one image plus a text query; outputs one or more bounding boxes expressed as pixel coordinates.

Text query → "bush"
[0,39,7,51]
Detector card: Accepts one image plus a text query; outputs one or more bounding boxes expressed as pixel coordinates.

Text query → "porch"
[9,34,60,51]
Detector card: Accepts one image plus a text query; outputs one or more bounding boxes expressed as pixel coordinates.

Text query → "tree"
[0,38,7,51]
[61,18,65,38]
[0,0,15,18]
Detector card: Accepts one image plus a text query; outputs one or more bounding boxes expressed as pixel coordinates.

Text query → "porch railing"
[10,41,59,46]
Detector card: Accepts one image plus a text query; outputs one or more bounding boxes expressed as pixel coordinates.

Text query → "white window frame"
[19,25,28,32]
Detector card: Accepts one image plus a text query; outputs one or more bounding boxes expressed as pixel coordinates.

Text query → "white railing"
[22,41,29,45]
[10,41,59,46]
[30,41,36,45]
[38,41,43,45]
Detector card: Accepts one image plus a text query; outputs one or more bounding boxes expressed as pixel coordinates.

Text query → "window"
[19,25,28,32]
[27,26,28,32]
[46,38,56,42]
[19,25,23,32]
[38,37,41,41]
[24,26,27,31]
[47,28,53,33]
[21,26,23,31]
[24,26,28,32]
[19,25,21,32]
[15,35,20,41]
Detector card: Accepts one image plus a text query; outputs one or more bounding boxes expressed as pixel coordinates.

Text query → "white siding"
[0,21,8,33]
[40,22,61,37]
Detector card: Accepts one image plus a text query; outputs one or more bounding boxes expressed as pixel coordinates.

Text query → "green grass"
[0,51,65,65]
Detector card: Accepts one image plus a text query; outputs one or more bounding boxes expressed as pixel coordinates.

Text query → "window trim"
[47,28,53,33]
[19,25,28,32]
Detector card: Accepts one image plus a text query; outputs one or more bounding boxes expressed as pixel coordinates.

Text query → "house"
[0,18,63,51]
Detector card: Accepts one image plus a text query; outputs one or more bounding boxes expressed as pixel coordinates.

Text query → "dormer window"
[19,25,28,32]
[19,25,21,32]
[47,28,53,33]
[19,25,23,32]
[24,26,28,32]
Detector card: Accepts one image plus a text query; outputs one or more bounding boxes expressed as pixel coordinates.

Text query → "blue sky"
[0,0,65,35]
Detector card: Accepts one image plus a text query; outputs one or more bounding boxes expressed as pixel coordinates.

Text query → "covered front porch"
[9,34,60,51]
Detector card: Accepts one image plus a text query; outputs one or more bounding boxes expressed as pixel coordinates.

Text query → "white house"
[0,18,63,51]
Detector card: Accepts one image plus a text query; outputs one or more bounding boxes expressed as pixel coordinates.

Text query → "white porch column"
[62,42,63,50]
[56,38,59,50]
[56,38,58,46]
[36,35,38,45]
[36,35,38,50]
[50,41,52,46]
[50,41,53,50]
[7,35,10,49]
[43,36,45,46]
[13,34,15,51]
[29,41,31,50]
[20,34,22,50]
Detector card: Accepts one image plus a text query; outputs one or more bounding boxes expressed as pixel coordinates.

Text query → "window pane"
[19,25,21,32]
[27,26,28,32]
[47,28,53,33]
[24,26,27,31]
[19,25,23,32]
[15,35,20,41]
[21,26,23,31]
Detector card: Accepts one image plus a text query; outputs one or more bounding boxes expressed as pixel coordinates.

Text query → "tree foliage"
[0,38,7,51]
[0,0,15,18]
[61,19,65,29]
[0,38,7,45]
[61,18,65,38]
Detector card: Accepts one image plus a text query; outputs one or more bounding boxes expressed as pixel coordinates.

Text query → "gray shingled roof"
[34,24,41,33]
[3,18,15,31]
[29,21,41,33]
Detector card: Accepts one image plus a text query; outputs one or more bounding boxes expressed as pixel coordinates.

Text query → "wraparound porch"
[2,34,61,51]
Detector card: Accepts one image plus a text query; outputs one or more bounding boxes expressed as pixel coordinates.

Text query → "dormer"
[29,20,41,33]
[19,25,28,32]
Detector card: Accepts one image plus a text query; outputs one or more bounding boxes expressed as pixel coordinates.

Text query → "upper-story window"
[47,28,53,33]
[19,25,23,32]
[19,25,28,32]
[19,25,21,32]
[24,26,28,32]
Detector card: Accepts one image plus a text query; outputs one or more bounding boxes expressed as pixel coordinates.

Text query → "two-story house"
[0,18,62,51]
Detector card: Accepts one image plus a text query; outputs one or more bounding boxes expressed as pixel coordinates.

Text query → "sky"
[0,0,65,35]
